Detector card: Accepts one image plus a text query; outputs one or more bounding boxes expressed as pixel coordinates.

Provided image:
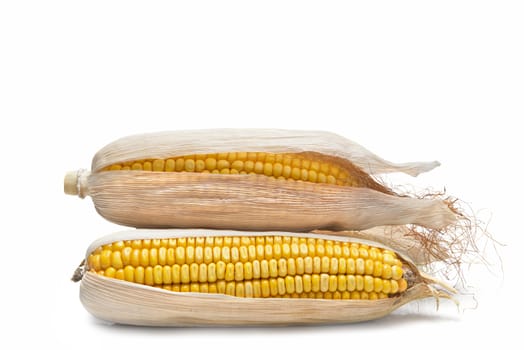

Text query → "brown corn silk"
[77,230,456,326]
[64,129,458,233]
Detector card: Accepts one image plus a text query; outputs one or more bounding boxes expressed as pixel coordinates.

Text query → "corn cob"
[75,229,456,326]
[64,129,457,231]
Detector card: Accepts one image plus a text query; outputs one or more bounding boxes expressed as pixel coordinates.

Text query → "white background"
[1,1,522,348]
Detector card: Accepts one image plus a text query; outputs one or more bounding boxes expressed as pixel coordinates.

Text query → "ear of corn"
[76,229,456,326]
[86,234,408,299]
[64,130,457,232]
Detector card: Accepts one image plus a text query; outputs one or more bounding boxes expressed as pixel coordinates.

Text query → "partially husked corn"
[102,152,382,189]
[77,230,458,326]
[64,129,458,232]
[87,235,408,299]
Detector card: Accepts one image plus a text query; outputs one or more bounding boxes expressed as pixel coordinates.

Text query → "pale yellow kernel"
[134,266,144,284]
[144,266,154,285]
[365,259,374,275]
[180,285,190,293]
[273,163,283,177]
[225,282,235,296]
[157,247,166,265]
[311,256,321,274]
[316,243,325,256]
[382,264,392,279]
[261,280,270,297]
[199,264,207,283]
[89,254,101,271]
[382,279,391,294]
[186,246,195,264]
[329,275,338,292]
[294,276,304,294]
[120,248,131,266]
[236,152,248,161]
[109,164,122,171]
[287,258,296,275]
[291,167,301,180]
[398,279,408,293]
[303,274,312,292]
[317,173,327,183]
[234,262,244,281]
[373,278,383,293]
[282,165,292,178]
[229,160,243,172]
[273,244,282,259]
[263,163,273,176]
[359,247,369,259]
[201,246,212,264]
[351,291,361,300]
[264,244,273,259]
[184,159,195,172]
[124,266,134,282]
[216,261,226,280]
[221,246,231,263]
[115,269,124,280]
[355,275,364,291]
[276,258,287,277]
[230,246,239,263]
[139,248,149,267]
[333,275,347,292]
[180,264,190,283]
[217,153,228,160]
[304,256,313,274]
[320,274,329,292]
[163,266,172,284]
[252,161,263,174]
[269,279,279,296]
[252,260,261,279]
[100,250,112,269]
[130,249,140,267]
[269,259,278,278]
[165,159,175,171]
[248,245,256,261]
[173,158,183,171]
[338,258,347,274]
[373,261,383,277]
[121,166,131,170]
[212,246,221,262]
[392,265,403,280]
[364,275,374,293]
[205,158,217,171]
[171,265,180,284]
[285,276,295,294]
[149,248,158,266]
[195,159,206,172]
[346,275,356,291]
[320,256,330,273]
[175,247,185,264]
[312,274,321,292]
[225,263,235,281]
[356,258,365,275]
[244,160,255,173]
[153,265,163,285]
[383,253,396,266]
[252,280,261,298]
[290,243,299,258]
[260,260,269,278]
[296,168,306,181]
[390,280,399,294]
[131,163,142,171]
[277,278,286,295]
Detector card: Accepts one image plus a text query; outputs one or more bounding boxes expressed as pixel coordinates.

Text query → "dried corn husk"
[75,229,456,326]
[64,129,457,231]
